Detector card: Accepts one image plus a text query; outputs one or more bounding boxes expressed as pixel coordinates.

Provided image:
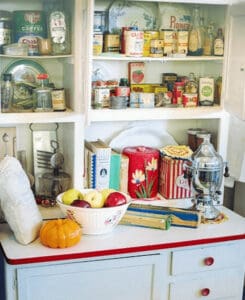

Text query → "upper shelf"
[88,106,226,122]
[0,110,82,125]
[0,54,73,60]
[93,54,224,62]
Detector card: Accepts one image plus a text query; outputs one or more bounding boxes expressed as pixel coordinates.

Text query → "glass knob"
[204,257,214,266]
[201,288,210,296]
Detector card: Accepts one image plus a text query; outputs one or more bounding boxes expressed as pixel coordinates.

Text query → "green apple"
[84,190,104,208]
[62,188,83,205]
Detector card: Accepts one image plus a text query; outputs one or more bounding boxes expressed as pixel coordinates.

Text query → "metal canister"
[160,29,174,56]
[103,34,120,52]
[93,33,103,55]
[51,88,66,111]
[13,11,47,55]
[125,30,144,57]
[0,11,12,53]
[149,39,164,57]
[143,30,159,57]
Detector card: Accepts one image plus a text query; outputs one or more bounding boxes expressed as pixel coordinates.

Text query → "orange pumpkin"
[40,219,82,248]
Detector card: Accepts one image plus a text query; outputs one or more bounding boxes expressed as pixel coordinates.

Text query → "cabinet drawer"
[170,268,243,300]
[171,243,241,275]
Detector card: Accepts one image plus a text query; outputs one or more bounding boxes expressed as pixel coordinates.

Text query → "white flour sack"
[0,156,42,245]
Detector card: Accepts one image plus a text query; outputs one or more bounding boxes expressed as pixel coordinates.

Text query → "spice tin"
[13,11,47,56]
[0,11,12,53]
[125,30,144,57]
[182,93,198,107]
[177,30,188,54]
[160,29,174,55]
[122,146,160,198]
[51,88,66,111]
[143,31,160,57]
[149,39,164,57]
[93,33,103,55]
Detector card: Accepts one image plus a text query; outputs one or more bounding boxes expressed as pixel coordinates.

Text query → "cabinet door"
[17,254,164,300]
[224,2,245,120]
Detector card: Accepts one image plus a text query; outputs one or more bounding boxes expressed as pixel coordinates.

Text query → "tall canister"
[0,11,12,54]
[13,11,47,55]
[122,146,160,198]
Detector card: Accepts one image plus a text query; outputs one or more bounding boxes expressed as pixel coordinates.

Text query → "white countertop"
[0,206,244,265]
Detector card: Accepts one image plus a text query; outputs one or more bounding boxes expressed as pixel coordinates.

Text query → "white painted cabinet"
[1,240,244,300]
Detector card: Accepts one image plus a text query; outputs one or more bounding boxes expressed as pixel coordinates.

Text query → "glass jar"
[0,10,12,54]
[33,74,53,112]
[188,7,203,56]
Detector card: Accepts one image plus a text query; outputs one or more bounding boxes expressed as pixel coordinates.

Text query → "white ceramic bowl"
[56,189,131,235]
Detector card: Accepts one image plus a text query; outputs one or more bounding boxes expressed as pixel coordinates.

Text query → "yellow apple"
[100,188,115,202]
[84,190,104,208]
[62,188,83,205]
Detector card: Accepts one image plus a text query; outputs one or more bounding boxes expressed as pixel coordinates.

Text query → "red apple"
[104,192,127,207]
[71,199,91,208]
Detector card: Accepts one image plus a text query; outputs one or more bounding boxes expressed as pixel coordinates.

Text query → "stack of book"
[84,139,129,192]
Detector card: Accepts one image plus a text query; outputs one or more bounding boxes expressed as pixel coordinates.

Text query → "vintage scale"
[185,135,229,220]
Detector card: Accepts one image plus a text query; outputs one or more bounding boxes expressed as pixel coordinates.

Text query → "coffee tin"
[0,11,12,53]
[13,11,47,55]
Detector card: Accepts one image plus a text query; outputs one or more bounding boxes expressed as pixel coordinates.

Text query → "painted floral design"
[131,169,145,184]
[131,158,158,198]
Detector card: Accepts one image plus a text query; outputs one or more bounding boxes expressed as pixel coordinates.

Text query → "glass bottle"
[33,74,53,112]
[203,22,214,56]
[188,7,203,56]
[185,72,198,94]
[1,73,13,113]
[47,0,71,55]
[214,28,224,56]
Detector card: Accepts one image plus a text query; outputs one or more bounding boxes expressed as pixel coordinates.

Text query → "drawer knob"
[201,288,210,296]
[204,257,214,266]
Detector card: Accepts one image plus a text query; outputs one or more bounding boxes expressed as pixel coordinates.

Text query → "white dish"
[109,126,178,152]
[108,1,159,33]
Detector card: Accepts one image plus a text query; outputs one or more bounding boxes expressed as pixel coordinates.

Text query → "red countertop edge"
[2,233,245,266]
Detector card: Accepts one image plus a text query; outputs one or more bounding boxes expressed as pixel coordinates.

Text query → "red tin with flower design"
[122,146,160,199]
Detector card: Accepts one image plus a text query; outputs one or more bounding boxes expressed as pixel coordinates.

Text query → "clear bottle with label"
[188,7,203,56]
[203,22,214,56]
[1,73,13,113]
[214,28,224,56]
[46,0,71,55]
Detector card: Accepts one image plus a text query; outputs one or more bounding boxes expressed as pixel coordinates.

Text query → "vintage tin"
[177,30,188,54]
[122,146,160,198]
[93,87,110,109]
[0,11,12,53]
[125,30,144,57]
[103,34,120,52]
[159,155,192,199]
[143,30,160,57]
[149,39,164,57]
[51,88,66,111]
[13,10,47,55]
[199,77,215,106]
[93,33,103,55]
[182,93,198,107]
[160,29,174,56]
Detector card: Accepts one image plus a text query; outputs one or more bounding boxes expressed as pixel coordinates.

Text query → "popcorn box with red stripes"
[158,155,193,199]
